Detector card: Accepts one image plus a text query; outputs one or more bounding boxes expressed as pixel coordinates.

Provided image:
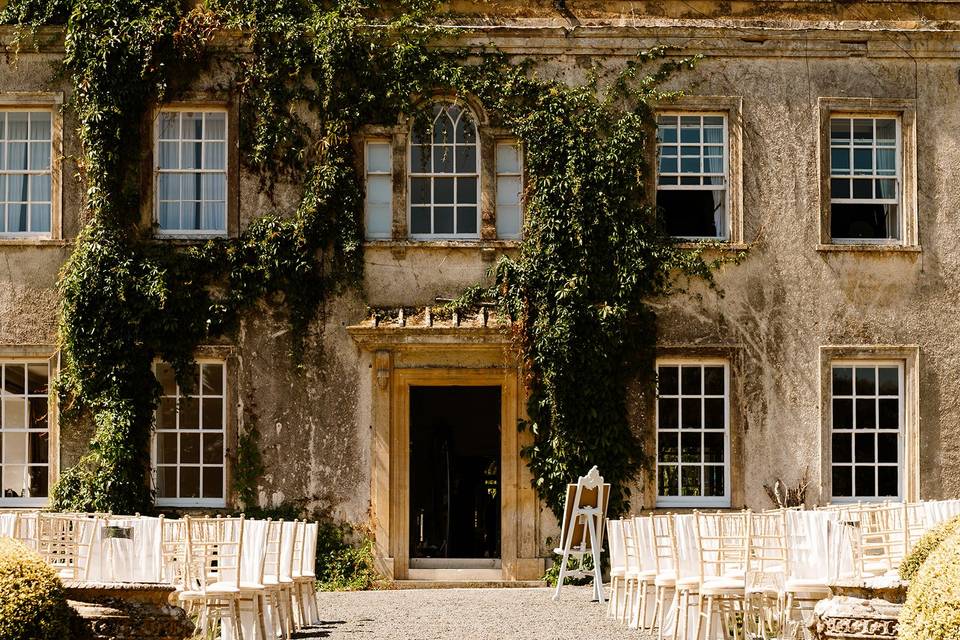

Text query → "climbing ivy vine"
[1,0,718,517]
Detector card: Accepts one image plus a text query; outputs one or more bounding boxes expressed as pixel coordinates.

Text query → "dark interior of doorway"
[410,385,501,559]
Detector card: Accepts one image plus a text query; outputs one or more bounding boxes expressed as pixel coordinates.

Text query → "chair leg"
[653,587,664,640]
[704,595,715,640]
[673,590,686,640]
[256,595,268,640]
[233,598,245,640]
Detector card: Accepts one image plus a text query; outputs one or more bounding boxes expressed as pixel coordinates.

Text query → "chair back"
[185,515,244,592]
[747,509,786,588]
[301,522,318,578]
[622,517,641,575]
[858,503,906,576]
[694,510,749,582]
[159,515,188,588]
[651,513,676,576]
[36,513,98,580]
[606,519,625,573]
[264,519,283,582]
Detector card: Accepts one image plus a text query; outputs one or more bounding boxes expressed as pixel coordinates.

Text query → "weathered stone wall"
[2,2,959,537]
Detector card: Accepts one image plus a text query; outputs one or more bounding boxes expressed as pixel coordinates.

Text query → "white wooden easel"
[552,466,610,603]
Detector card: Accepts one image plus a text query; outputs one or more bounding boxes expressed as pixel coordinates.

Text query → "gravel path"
[298,586,655,639]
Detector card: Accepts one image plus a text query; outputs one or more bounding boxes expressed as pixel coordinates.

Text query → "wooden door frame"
[391,368,518,579]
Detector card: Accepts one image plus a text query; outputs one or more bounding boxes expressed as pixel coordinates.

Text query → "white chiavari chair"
[263,519,291,639]
[278,520,298,632]
[858,502,906,578]
[744,510,787,640]
[650,513,678,640]
[782,510,832,637]
[629,516,657,630]
[179,515,247,640]
[621,515,643,625]
[35,512,98,581]
[605,519,626,620]
[692,510,749,640]
[295,521,319,626]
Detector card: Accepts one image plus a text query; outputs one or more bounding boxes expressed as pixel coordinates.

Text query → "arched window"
[409,102,479,237]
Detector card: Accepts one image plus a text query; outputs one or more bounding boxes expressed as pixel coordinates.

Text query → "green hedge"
[899,527,960,640]
[0,537,72,640]
[900,515,960,582]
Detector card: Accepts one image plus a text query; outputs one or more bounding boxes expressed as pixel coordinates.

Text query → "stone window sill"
[675,241,750,252]
[816,243,921,254]
[0,237,69,247]
[363,239,522,250]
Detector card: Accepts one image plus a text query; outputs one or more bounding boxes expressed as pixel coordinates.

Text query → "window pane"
[201,398,223,430]
[852,179,872,199]
[181,142,202,169]
[455,146,476,173]
[832,466,853,497]
[852,119,873,145]
[4,364,24,394]
[493,174,521,206]
[855,367,875,395]
[29,112,51,140]
[29,142,50,171]
[877,367,899,395]
[157,432,178,464]
[366,203,391,238]
[434,206,454,234]
[875,119,896,145]
[680,398,701,429]
[703,398,724,429]
[30,174,50,202]
[410,145,430,172]
[496,204,520,239]
[831,178,850,199]
[830,118,850,142]
[202,467,223,499]
[703,367,724,395]
[8,142,26,170]
[28,467,47,498]
[831,148,850,174]
[202,202,225,231]
[855,398,876,429]
[2,466,26,496]
[203,433,223,464]
[179,467,200,498]
[367,174,391,205]
[680,432,701,463]
[658,398,678,429]
[367,143,391,173]
[496,144,520,173]
[877,467,898,497]
[832,433,852,463]
[658,465,678,496]
[6,204,26,233]
[205,112,226,140]
[704,466,724,497]
[433,145,453,173]
[853,148,872,174]
[2,432,26,463]
[681,366,701,395]
[182,112,203,139]
[179,397,200,429]
[658,433,678,462]
[681,466,701,496]
[833,398,853,428]
[410,207,430,234]
[157,397,177,429]
[202,173,225,202]
[29,204,49,232]
[854,433,875,464]
[854,466,875,497]
[410,178,430,205]
[180,433,200,464]
[877,433,898,463]
[29,432,48,463]
[27,364,47,394]
[159,112,179,139]
[434,177,454,204]
[205,142,225,170]
[703,432,724,462]
[157,467,176,498]
[158,202,179,230]
[658,366,679,395]
[456,207,477,234]
[7,113,27,140]
[878,398,899,429]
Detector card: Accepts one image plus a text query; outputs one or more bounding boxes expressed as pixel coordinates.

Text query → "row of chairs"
[3,511,320,640]
[606,501,940,640]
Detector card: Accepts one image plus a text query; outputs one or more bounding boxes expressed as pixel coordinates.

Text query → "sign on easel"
[551,466,610,602]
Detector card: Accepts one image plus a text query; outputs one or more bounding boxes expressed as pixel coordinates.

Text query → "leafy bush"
[900,515,960,581]
[900,528,960,640]
[542,553,595,587]
[314,522,383,591]
[0,537,72,640]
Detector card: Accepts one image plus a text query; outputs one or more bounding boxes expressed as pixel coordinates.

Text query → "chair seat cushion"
[206,581,265,593]
[700,578,745,595]
[654,572,676,587]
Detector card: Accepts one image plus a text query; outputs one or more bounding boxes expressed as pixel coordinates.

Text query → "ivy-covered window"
[0,111,53,236]
[656,113,728,240]
[0,361,49,506]
[409,102,479,238]
[829,116,901,243]
[656,361,730,507]
[153,361,226,507]
[830,363,902,501]
[155,109,228,236]
[495,141,523,239]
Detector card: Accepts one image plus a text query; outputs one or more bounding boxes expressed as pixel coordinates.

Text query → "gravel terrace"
[298,586,655,639]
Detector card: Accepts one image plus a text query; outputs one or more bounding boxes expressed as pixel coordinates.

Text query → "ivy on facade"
[2,0,717,517]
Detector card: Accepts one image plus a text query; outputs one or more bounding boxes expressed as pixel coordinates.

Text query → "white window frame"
[0,360,51,507]
[0,109,54,238]
[495,140,523,240]
[829,360,904,503]
[655,112,730,241]
[828,115,903,244]
[407,102,481,240]
[152,359,227,508]
[655,359,731,508]
[154,107,229,238]
[364,139,393,240]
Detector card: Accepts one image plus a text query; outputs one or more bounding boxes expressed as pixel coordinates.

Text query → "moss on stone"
[0,537,72,640]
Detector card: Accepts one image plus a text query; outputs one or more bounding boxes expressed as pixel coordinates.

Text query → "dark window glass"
[658,190,721,238]
[832,367,853,396]
[832,433,852,463]
[831,203,897,240]
[658,398,678,429]
[833,467,853,497]
[658,367,679,395]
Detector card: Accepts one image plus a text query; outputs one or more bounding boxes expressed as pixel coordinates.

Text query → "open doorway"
[409,386,501,561]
